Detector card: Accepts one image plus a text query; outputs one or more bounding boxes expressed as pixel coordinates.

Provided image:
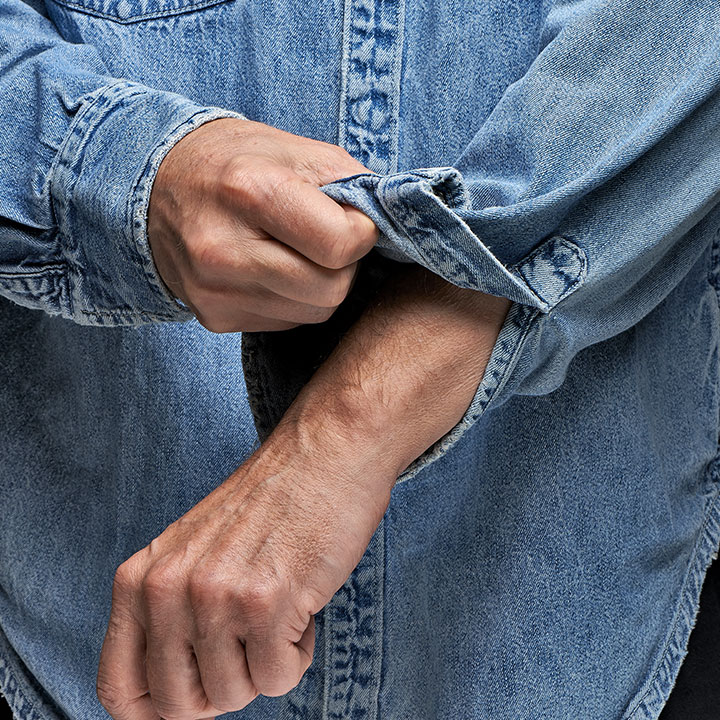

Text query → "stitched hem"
[0,624,66,720]
[51,0,231,24]
[128,105,249,320]
[623,476,720,719]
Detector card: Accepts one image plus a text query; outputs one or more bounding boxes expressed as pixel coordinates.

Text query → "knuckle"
[332,144,354,160]
[320,235,355,270]
[221,161,291,217]
[234,576,280,618]
[297,145,360,185]
[219,161,259,209]
[347,211,379,252]
[325,143,357,169]
[253,668,303,697]
[141,565,180,607]
[187,233,227,275]
[152,697,201,720]
[112,562,138,597]
[205,688,256,714]
[188,566,232,610]
[356,214,379,244]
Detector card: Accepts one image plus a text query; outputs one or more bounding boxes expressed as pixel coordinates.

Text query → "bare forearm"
[273,263,511,485]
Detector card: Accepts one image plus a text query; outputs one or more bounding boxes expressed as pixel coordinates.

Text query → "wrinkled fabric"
[1,0,720,718]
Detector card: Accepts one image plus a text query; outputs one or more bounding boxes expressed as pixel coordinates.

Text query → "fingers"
[148,116,380,333]
[193,633,258,713]
[174,222,364,332]
[97,567,162,720]
[244,615,315,697]
[177,236,362,332]
[141,570,221,720]
[228,171,379,269]
[184,287,336,334]
[208,237,360,309]
[258,254,360,310]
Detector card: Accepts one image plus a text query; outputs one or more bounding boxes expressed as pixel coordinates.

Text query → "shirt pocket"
[49,0,235,23]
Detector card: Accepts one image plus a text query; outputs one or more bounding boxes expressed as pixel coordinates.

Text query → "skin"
[96,118,511,720]
[146,117,379,333]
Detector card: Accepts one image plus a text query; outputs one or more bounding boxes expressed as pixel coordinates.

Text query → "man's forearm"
[99,262,511,719]
[274,262,512,484]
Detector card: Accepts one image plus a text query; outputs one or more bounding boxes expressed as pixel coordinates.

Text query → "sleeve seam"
[48,80,143,231]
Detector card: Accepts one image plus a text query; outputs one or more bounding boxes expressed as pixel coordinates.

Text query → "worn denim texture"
[2,0,720,718]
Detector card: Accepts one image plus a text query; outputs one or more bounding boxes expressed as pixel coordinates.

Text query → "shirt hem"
[623,474,720,720]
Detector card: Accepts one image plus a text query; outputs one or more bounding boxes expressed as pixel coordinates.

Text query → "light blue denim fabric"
[2,0,720,718]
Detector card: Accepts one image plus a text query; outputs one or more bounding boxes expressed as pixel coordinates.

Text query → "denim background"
[2,0,720,718]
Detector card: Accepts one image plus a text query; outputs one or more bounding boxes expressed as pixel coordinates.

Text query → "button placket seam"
[324,1,404,718]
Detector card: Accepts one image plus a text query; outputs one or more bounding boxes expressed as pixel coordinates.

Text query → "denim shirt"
[2,0,720,718]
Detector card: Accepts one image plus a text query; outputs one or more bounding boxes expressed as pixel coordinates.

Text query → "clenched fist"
[147,117,379,332]
[96,403,396,720]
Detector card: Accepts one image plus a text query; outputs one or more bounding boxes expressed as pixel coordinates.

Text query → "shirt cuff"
[48,79,248,326]
[319,167,588,482]
[320,167,587,309]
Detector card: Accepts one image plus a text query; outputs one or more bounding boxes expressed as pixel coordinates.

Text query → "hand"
[147,117,379,332]
[96,417,395,720]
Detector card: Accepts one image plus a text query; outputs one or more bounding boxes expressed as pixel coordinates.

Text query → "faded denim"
[2,0,720,718]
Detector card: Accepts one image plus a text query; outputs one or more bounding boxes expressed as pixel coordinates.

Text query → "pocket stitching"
[51,0,233,23]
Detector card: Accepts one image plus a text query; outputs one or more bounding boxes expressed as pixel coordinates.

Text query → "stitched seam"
[0,634,61,720]
[48,81,135,301]
[0,265,65,280]
[52,0,232,23]
[48,81,144,311]
[78,309,180,320]
[387,0,405,175]
[481,305,540,411]
[707,224,720,295]
[128,108,245,315]
[513,265,553,308]
[396,304,541,485]
[48,81,141,226]
[377,176,469,272]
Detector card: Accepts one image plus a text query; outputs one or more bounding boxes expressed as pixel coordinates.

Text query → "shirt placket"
[322,1,405,718]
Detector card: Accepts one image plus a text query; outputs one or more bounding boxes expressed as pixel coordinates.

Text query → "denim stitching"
[340,0,406,176]
[129,106,247,319]
[514,236,588,308]
[50,0,233,24]
[396,303,540,485]
[0,627,66,720]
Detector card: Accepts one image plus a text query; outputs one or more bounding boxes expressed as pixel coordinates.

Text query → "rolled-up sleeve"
[318,0,720,481]
[0,1,247,325]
